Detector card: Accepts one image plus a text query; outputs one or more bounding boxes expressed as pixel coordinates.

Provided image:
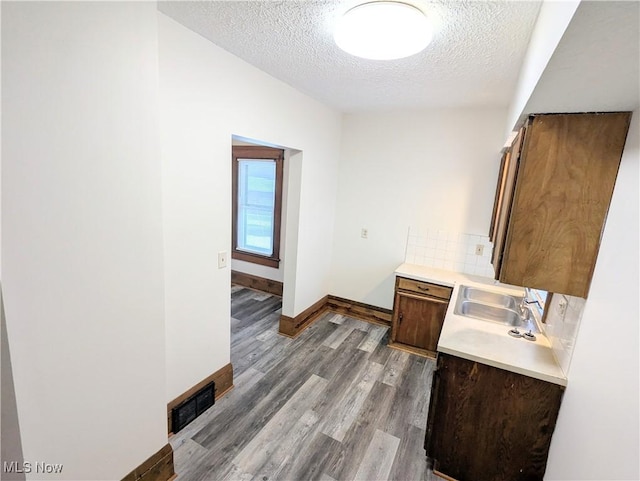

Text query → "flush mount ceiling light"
[334,1,433,60]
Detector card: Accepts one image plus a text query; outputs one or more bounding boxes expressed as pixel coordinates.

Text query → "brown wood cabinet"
[491,112,631,298]
[390,277,452,357]
[425,353,564,481]
[489,128,524,266]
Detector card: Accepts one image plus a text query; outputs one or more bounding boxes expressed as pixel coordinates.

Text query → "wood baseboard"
[121,443,175,481]
[278,294,393,339]
[279,295,328,338]
[433,468,459,481]
[167,363,234,434]
[388,341,436,359]
[231,270,283,297]
[326,295,392,327]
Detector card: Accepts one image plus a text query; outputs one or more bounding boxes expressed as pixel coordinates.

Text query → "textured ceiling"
[158,0,542,113]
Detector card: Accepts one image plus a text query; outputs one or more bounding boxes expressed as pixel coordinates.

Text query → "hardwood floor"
[170,287,440,481]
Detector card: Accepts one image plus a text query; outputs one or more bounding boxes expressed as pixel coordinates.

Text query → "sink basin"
[459,286,521,309]
[455,300,522,326]
[453,285,538,333]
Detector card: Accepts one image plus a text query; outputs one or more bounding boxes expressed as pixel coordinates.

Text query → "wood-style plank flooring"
[170,286,440,481]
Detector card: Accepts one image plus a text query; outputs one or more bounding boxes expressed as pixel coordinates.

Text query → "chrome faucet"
[519,300,531,322]
[519,289,541,321]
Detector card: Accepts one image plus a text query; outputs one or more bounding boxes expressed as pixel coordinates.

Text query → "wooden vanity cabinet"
[425,353,564,481]
[390,277,452,358]
[491,112,631,298]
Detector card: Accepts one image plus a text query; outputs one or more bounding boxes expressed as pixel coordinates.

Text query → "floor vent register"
[171,381,215,433]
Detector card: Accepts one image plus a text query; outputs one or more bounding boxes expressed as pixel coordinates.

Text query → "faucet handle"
[519,304,532,322]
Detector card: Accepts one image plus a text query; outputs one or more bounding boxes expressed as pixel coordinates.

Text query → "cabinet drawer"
[397,277,452,300]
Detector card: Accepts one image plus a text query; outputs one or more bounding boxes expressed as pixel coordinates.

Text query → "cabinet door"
[427,354,564,481]
[392,292,448,352]
[491,126,525,277]
[488,151,507,243]
[500,113,631,297]
[424,358,441,453]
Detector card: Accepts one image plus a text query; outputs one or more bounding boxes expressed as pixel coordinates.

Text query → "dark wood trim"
[492,125,526,277]
[433,469,458,481]
[279,295,328,338]
[540,292,552,324]
[489,150,508,243]
[278,295,394,338]
[388,340,436,359]
[232,145,283,268]
[121,443,175,481]
[231,270,283,296]
[232,250,280,268]
[167,363,234,434]
[326,295,392,327]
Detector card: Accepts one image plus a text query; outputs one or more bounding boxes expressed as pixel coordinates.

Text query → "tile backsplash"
[404,226,495,278]
[541,293,586,377]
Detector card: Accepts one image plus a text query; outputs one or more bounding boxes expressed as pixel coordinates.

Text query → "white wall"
[542,293,586,378]
[329,108,507,309]
[231,259,284,283]
[1,3,167,480]
[158,13,342,402]
[0,0,3,279]
[523,1,639,116]
[545,112,639,480]
[506,0,580,132]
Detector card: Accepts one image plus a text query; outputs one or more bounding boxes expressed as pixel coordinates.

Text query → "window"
[527,287,548,318]
[232,146,284,268]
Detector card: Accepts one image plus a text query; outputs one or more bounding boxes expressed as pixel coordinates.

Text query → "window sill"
[232,250,280,268]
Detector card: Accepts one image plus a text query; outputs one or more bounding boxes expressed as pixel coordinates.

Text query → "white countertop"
[395,263,500,288]
[394,263,568,386]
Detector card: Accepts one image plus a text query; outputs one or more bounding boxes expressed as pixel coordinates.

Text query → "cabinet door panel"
[393,292,448,352]
[492,127,524,277]
[428,354,564,481]
[489,151,508,243]
[499,113,630,297]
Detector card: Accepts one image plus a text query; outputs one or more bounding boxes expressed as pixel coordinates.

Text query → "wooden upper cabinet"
[494,113,631,298]
[491,128,524,272]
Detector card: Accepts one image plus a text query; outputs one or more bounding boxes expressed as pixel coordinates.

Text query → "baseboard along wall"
[279,295,328,338]
[279,295,392,338]
[326,295,392,327]
[231,270,283,296]
[121,443,175,481]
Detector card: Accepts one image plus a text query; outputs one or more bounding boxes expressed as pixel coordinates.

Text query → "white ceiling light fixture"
[334,1,433,60]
